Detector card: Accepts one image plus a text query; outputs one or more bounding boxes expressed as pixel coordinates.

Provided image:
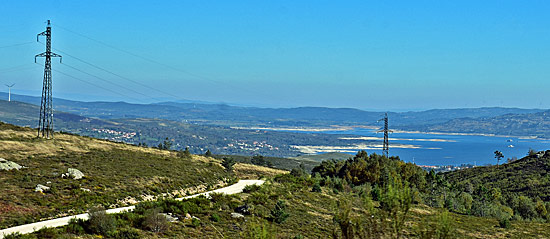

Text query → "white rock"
[66,168,84,180]
[160,213,178,222]
[35,184,50,193]
[231,212,244,219]
[0,158,23,171]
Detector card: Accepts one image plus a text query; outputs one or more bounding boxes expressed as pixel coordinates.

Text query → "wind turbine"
[5,84,14,102]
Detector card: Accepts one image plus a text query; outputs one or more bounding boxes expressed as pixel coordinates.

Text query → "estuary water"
[318,128,550,166]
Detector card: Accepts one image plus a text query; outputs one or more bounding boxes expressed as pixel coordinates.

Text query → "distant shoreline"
[232,125,546,141]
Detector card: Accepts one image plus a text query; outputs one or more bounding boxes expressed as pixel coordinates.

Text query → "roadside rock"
[0,158,23,171]
[35,184,50,193]
[235,204,251,215]
[62,168,84,179]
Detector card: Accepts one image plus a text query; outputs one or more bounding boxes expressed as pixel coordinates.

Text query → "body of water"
[320,128,550,166]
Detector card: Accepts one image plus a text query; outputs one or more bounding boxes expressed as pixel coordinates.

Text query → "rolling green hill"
[444,150,550,201]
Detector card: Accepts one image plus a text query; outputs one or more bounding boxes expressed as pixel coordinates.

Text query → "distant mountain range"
[0,99,378,157]
[0,92,545,129]
[405,111,550,138]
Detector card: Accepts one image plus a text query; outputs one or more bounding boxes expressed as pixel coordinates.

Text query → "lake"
[312,128,550,166]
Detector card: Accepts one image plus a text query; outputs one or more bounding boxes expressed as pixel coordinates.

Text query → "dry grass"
[233,162,288,179]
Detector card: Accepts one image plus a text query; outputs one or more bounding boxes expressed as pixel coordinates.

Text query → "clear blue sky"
[1,0,549,110]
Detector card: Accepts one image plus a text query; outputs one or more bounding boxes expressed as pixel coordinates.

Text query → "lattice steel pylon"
[35,20,61,138]
[377,112,392,158]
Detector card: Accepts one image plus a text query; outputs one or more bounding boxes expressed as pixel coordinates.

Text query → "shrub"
[247,191,269,206]
[435,211,453,239]
[516,196,537,219]
[210,213,221,222]
[243,184,262,193]
[143,208,169,233]
[222,157,236,172]
[88,206,117,236]
[65,218,86,235]
[499,217,511,229]
[270,200,289,224]
[114,228,141,239]
[35,227,58,239]
[312,182,322,192]
[245,220,274,239]
[3,233,37,239]
[191,218,201,227]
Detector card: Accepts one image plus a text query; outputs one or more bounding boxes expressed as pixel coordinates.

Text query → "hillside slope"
[0,122,284,229]
[444,151,550,201]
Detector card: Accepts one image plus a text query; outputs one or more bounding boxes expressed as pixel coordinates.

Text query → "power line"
[51,66,145,103]
[0,41,34,50]
[51,46,182,99]
[0,64,39,74]
[35,61,146,103]
[53,23,279,101]
[60,62,161,101]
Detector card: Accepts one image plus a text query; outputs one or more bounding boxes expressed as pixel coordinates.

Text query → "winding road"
[0,179,264,238]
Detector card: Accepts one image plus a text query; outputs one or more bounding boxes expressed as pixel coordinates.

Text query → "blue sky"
[1,1,549,110]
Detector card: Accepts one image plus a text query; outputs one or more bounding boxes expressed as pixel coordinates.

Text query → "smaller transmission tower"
[377,112,392,158]
[36,20,61,138]
[5,84,14,102]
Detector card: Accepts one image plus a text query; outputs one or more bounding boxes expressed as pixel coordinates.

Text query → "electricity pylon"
[36,20,62,138]
[377,112,392,158]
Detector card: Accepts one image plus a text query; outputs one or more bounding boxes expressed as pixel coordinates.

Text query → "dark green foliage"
[251,155,273,167]
[2,232,37,239]
[191,218,201,227]
[243,184,262,193]
[312,181,322,192]
[312,151,427,191]
[114,228,141,239]
[178,147,192,158]
[65,218,86,235]
[135,197,211,216]
[160,137,172,150]
[499,216,511,229]
[270,200,289,224]
[88,206,117,236]
[222,157,236,172]
[34,227,58,239]
[494,150,504,166]
[210,213,221,222]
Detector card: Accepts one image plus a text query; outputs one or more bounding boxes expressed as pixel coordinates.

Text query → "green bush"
[270,200,289,224]
[499,217,511,229]
[243,184,262,193]
[88,206,117,236]
[191,217,201,227]
[247,191,269,206]
[65,218,86,235]
[35,227,58,239]
[3,232,37,239]
[114,228,141,239]
[312,182,322,192]
[210,213,221,222]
